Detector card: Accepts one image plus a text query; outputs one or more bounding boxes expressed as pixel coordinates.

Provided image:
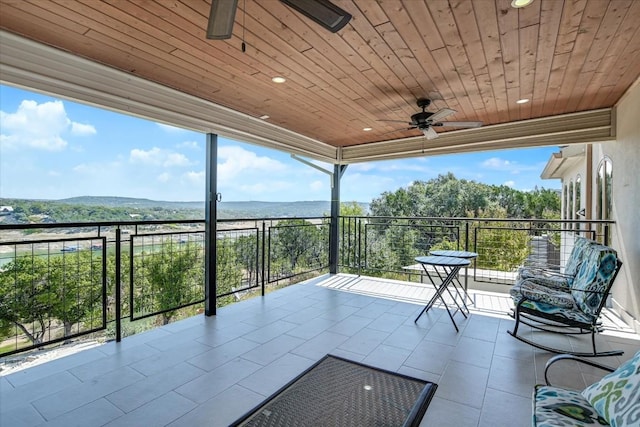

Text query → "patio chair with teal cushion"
[517,236,594,291]
[509,242,623,357]
[533,350,640,426]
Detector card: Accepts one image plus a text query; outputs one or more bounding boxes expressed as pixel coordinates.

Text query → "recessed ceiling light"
[259,115,270,120]
[511,0,533,8]
[271,76,286,84]
[516,98,530,104]
[363,127,372,131]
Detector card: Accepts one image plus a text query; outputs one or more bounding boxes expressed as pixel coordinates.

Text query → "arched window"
[596,158,613,241]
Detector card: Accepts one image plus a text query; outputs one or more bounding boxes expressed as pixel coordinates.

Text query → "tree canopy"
[369,173,560,219]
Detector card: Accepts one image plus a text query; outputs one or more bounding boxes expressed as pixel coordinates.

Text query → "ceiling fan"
[380,98,483,139]
[207,0,352,40]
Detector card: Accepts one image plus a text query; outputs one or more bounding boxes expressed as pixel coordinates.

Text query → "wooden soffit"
[1,30,616,165]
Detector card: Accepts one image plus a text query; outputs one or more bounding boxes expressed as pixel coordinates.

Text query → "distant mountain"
[220,201,332,218]
[57,196,203,211]
[2,197,368,220]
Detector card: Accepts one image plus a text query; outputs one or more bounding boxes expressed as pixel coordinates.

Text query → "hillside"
[0,197,369,223]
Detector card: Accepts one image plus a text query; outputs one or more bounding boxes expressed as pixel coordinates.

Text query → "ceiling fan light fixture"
[280,0,352,33]
[511,0,533,8]
[206,0,238,40]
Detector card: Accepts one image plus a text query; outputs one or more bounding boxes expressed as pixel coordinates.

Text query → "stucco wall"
[607,81,640,331]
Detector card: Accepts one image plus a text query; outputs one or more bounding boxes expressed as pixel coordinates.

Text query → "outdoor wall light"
[576,208,586,217]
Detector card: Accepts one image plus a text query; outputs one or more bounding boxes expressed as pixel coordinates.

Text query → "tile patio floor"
[2,274,639,427]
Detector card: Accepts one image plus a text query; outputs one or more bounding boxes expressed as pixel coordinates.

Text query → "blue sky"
[0,85,560,203]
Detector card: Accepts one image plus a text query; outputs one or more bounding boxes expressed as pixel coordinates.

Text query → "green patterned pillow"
[581,350,640,427]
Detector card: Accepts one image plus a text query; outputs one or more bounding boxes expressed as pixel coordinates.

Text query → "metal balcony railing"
[0,216,612,357]
[338,216,614,285]
[0,217,330,356]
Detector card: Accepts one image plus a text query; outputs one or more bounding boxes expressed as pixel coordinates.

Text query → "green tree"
[216,237,244,307]
[0,256,53,345]
[138,241,204,325]
[270,219,322,274]
[48,250,104,340]
[234,234,259,288]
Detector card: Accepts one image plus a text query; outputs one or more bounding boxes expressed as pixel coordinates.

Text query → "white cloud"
[72,163,91,173]
[177,140,199,150]
[310,180,324,191]
[0,99,96,151]
[504,180,515,187]
[481,157,542,175]
[71,122,97,136]
[157,172,171,183]
[1,100,69,150]
[130,147,191,167]
[183,171,205,184]
[217,146,287,180]
[349,162,376,172]
[482,157,513,170]
[156,123,185,132]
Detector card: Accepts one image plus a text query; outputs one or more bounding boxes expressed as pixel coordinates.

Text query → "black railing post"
[261,222,266,296]
[204,133,218,316]
[329,165,347,274]
[115,228,122,342]
[359,218,363,275]
[464,222,469,252]
[604,224,610,246]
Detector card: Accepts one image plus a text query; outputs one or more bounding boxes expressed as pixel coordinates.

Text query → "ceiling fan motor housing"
[411,111,434,126]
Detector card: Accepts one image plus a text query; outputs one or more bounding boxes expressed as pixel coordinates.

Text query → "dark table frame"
[429,250,478,306]
[414,255,471,332]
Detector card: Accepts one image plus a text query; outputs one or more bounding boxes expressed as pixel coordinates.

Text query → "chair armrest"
[544,354,615,386]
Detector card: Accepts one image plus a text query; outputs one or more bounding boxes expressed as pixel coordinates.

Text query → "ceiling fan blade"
[429,108,456,122]
[206,0,238,40]
[380,127,416,136]
[436,121,483,128]
[377,119,412,124]
[422,127,439,140]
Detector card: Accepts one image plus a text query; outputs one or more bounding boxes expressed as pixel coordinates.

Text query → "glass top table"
[430,250,478,259]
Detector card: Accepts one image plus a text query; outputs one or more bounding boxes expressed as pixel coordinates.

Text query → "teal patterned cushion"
[534,384,609,426]
[581,350,640,427]
[564,237,595,277]
[515,271,572,291]
[517,237,594,287]
[571,245,618,316]
[511,279,575,308]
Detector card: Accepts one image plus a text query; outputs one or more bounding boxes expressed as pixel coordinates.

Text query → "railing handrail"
[0,218,205,231]
[339,215,616,224]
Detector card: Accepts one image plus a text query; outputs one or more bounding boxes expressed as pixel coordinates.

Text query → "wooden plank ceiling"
[1,0,639,149]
